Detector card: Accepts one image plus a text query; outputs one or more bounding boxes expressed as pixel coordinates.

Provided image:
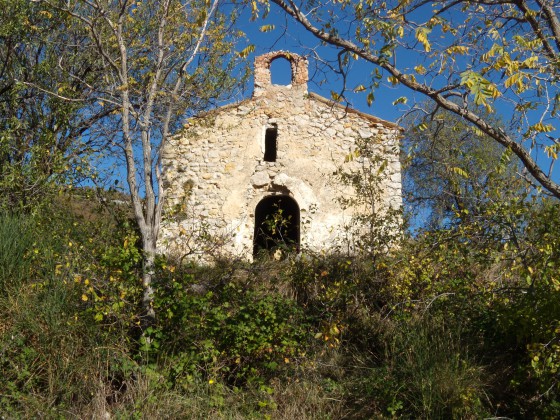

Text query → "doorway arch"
[253,195,300,256]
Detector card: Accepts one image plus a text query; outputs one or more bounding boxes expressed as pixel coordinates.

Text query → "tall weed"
[0,213,34,292]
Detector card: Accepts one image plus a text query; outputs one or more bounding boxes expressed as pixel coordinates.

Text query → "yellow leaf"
[414,65,426,75]
[445,45,469,55]
[504,73,520,89]
[531,122,554,133]
[251,0,258,17]
[522,56,539,68]
[353,84,366,92]
[415,27,431,52]
[237,45,255,58]
[81,294,88,301]
[392,96,408,105]
[545,145,559,159]
[330,91,341,102]
[451,167,469,178]
[387,75,399,85]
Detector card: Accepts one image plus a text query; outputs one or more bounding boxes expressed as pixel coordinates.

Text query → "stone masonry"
[159,51,403,261]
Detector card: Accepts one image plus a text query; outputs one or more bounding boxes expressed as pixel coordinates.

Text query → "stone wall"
[159,51,402,261]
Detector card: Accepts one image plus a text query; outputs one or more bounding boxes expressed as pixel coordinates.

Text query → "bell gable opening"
[270,56,293,85]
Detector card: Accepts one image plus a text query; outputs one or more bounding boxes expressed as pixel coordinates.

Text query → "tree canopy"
[267,0,560,198]
[0,0,103,209]
[403,103,522,229]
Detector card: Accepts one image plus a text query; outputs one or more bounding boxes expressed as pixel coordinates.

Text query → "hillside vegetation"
[1,187,559,419]
[2,1,560,417]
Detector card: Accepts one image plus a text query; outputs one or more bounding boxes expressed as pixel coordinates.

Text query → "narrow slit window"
[264,125,277,162]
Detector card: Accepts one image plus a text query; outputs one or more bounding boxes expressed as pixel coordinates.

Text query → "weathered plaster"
[159,51,403,261]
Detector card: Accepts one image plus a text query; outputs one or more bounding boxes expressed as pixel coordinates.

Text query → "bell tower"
[253,51,308,97]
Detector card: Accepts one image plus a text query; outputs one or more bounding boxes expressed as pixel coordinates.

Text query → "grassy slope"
[1,195,559,418]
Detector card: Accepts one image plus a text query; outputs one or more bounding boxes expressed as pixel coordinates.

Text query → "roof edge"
[307,92,403,131]
[185,92,403,133]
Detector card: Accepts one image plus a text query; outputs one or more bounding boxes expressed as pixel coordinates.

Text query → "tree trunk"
[141,234,156,327]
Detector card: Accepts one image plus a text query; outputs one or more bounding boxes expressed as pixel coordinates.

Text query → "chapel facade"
[159,51,402,261]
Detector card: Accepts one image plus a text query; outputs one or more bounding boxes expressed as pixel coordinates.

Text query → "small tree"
[0,0,105,210]
[335,136,403,259]
[403,104,523,229]
[43,0,246,322]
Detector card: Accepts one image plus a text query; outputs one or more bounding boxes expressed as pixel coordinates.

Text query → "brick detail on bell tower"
[253,51,308,97]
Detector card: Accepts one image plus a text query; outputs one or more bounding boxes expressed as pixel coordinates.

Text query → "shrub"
[150,260,312,387]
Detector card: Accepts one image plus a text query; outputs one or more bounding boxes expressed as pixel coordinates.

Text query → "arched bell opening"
[253,51,309,94]
[253,195,300,257]
[270,56,293,85]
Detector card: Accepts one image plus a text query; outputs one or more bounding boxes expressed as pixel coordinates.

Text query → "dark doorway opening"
[253,195,300,256]
[264,125,277,162]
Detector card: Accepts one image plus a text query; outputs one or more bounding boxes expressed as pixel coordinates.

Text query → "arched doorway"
[253,195,300,256]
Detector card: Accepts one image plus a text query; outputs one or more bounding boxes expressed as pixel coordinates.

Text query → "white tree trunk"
[141,233,156,324]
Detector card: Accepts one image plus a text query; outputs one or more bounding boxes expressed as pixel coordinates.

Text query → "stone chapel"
[159,51,402,261]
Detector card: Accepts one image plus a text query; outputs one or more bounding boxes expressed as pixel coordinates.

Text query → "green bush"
[151,262,311,387]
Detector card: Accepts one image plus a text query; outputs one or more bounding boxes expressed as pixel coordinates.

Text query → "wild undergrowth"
[1,195,559,418]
